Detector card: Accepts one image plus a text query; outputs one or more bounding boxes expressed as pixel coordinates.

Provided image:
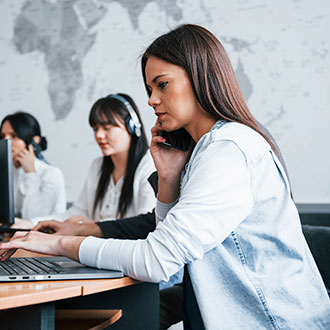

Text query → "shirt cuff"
[98,218,115,222]
[155,198,178,224]
[78,236,105,268]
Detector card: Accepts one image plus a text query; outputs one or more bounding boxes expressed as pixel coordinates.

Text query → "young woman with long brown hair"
[1,25,329,329]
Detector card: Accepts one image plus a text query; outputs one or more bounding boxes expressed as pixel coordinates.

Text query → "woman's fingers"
[0,231,29,261]
[33,220,60,233]
[28,143,35,154]
[15,148,29,159]
[150,121,163,136]
[150,122,167,147]
[0,248,17,261]
[151,135,166,145]
[0,231,61,258]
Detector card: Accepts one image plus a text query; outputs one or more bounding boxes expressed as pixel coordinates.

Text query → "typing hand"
[34,218,101,237]
[0,231,85,262]
[34,220,77,236]
[0,231,59,261]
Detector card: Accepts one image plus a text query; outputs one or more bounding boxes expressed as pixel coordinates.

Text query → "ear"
[32,135,41,144]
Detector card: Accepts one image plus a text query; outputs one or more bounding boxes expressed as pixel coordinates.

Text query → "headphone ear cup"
[125,117,135,136]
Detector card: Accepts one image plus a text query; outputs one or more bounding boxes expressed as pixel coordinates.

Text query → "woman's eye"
[158,82,168,90]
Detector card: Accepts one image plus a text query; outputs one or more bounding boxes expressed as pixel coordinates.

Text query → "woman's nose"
[148,92,160,108]
[95,129,105,139]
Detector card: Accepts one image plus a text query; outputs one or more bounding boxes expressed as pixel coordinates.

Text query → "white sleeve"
[20,167,66,220]
[79,141,254,282]
[132,152,157,215]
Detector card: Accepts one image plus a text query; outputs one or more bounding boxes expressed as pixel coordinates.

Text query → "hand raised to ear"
[15,144,36,173]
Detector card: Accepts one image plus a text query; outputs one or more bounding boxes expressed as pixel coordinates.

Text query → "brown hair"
[141,24,278,155]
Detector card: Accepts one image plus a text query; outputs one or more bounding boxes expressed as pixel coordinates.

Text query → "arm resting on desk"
[34,220,103,237]
[0,231,85,262]
[33,210,156,239]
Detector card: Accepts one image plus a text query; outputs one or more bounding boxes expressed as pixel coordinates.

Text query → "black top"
[98,210,156,239]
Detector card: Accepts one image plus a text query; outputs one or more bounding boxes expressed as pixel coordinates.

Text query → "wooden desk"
[0,250,159,330]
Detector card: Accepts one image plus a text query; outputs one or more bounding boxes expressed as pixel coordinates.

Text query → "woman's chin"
[101,151,111,157]
[100,148,114,157]
[161,123,181,132]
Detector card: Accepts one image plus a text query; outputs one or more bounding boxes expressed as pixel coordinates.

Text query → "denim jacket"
[184,121,330,329]
[80,120,330,329]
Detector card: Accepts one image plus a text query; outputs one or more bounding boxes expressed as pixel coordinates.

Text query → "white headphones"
[107,94,142,137]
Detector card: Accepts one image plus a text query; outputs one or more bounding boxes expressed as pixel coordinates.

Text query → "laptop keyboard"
[0,258,66,275]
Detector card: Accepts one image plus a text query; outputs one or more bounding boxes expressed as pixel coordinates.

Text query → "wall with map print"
[0,0,329,203]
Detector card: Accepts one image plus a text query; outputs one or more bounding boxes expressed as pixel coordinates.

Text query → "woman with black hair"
[0,111,66,219]
[26,93,156,227]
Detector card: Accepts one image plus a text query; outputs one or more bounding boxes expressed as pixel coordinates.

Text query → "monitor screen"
[0,139,14,226]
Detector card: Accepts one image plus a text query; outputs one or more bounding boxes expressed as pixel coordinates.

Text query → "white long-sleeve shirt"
[14,158,66,219]
[79,123,254,282]
[32,151,156,225]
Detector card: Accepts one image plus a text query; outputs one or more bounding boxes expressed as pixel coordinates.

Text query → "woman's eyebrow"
[152,74,168,83]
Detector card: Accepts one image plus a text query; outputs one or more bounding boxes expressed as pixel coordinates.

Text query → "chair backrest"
[302,224,330,293]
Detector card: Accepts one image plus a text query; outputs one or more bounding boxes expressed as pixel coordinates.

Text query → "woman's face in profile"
[145,56,200,132]
[93,117,131,157]
[0,120,26,166]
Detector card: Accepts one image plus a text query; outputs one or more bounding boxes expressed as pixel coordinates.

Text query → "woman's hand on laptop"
[34,219,103,237]
[0,231,86,262]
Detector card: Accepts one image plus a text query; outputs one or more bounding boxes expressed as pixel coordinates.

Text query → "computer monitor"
[0,139,15,226]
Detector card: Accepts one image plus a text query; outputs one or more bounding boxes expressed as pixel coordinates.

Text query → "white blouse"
[14,158,66,220]
[32,151,156,224]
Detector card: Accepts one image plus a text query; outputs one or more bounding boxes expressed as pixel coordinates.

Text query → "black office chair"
[302,225,330,294]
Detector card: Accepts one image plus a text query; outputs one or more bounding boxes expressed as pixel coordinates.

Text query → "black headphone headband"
[107,94,141,137]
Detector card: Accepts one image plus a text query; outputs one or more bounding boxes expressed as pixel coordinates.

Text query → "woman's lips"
[156,113,166,120]
[98,143,108,149]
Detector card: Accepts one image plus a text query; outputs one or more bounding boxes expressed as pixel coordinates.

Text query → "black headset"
[107,94,141,137]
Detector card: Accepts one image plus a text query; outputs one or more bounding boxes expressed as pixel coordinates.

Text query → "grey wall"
[0,0,329,203]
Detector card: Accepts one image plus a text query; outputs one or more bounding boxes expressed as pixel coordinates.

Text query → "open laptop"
[0,139,124,282]
[0,256,124,282]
